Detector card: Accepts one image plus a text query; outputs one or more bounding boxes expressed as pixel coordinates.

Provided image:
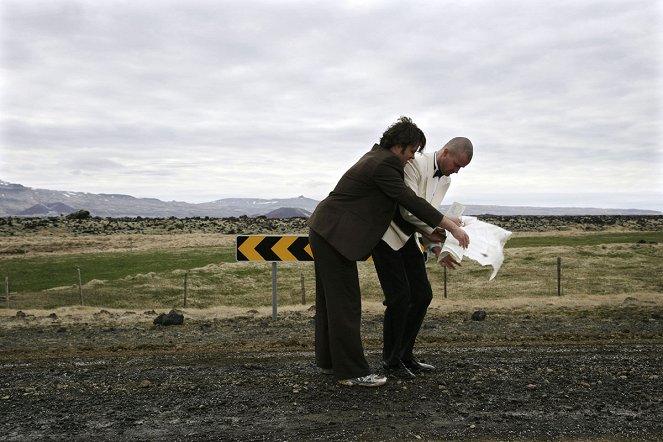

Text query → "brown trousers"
[309,229,371,380]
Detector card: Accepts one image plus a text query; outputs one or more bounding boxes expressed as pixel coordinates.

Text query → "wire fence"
[3,215,662,310]
[2,242,661,311]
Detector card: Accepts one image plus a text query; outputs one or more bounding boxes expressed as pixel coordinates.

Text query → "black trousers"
[372,236,433,366]
[309,229,370,380]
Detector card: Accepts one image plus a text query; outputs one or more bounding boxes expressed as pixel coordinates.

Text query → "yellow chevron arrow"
[238,236,266,261]
[272,236,297,261]
[304,243,314,259]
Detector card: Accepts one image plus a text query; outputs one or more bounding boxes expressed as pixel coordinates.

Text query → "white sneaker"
[337,374,387,387]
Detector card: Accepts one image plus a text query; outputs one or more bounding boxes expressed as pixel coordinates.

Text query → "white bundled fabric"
[438,216,512,280]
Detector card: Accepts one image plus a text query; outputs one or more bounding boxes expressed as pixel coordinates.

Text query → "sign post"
[236,235,371,319]
[236,235,314,320]
[271,262,277,320]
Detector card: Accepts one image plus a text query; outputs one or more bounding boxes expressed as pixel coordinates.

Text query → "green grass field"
[0,247,235,292]
[506,231,661,247]
[1,231,661,310]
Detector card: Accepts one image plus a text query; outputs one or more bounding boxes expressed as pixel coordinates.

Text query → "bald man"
[373,137,474,378]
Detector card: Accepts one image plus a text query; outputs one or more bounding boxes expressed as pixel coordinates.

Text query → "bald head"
[443,137,473,162]
[436,137,473,176]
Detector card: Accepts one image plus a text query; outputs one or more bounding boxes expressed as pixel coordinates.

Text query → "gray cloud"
[1,0,661,209]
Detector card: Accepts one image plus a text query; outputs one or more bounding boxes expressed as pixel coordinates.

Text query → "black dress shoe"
[403,358,435,372]
[382,361,416,379]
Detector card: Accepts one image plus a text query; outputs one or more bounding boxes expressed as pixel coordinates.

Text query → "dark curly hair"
[378,116,426,152]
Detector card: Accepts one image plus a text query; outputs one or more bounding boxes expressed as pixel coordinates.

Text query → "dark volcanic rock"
[1,215,661,236]
[471,310,487,321]
[264,207,311,218]
[153,309,184,326]
[66,209,91,220]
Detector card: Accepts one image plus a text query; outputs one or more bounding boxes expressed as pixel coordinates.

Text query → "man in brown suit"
[308,117,469,387]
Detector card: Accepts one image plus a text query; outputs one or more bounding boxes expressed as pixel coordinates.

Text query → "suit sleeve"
[372,157,443,229]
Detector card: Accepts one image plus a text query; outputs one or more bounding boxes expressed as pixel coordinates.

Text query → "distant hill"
[0,180,319,218]
[1,180,660,217]
[17,202,77,216]
[195,197,318,217]
[439,204,661,216]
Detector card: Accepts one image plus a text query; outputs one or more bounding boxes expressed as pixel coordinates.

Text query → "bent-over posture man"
[373,137,473,378]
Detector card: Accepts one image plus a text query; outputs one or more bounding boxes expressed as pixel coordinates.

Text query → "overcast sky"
[1,0,661,211]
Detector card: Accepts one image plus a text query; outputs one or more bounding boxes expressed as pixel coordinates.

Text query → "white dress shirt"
[381,151,451,251]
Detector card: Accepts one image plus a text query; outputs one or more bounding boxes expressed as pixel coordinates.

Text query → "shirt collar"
[433,151,442,178]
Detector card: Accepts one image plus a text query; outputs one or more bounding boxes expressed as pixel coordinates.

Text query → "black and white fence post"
[557,257,562,296]
[184,271,189,307]
[77,267,84,305]
[300,272,306,305]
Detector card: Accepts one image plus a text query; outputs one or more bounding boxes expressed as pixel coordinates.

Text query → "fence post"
[77,267,84,305]
[184,271,189,307]
[557,257,562,296]
[300,272,306,305]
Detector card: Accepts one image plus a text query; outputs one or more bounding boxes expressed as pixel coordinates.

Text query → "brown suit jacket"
[308,144,444,261]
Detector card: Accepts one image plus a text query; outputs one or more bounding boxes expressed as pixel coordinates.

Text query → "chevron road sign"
[236,235,376,261]
[236,235,374,319]
[236,235,314,261]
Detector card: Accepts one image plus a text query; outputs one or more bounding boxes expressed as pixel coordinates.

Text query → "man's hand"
[438,255,461,269]
[449,225,469,248]
[446,216,463,227]
[420,229,446,243]
[437,215,469,248]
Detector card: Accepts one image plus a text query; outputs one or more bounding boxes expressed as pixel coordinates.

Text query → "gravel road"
[1,297,662,441]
